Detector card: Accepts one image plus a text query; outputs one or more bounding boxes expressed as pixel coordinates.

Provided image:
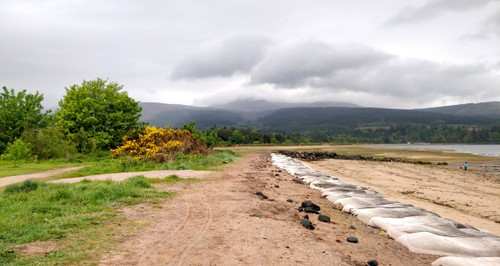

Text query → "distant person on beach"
[463,162,469,171]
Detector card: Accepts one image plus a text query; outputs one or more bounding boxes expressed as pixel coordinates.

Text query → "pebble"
[300,219,315,230]
[318,214,331,223]
[367,260,379,266]
[255,191,268,199]
[347,236,359,243]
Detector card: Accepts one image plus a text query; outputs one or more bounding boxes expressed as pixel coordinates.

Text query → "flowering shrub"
[111,126,209,162]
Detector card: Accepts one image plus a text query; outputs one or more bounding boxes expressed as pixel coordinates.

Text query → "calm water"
[376,144,500,157]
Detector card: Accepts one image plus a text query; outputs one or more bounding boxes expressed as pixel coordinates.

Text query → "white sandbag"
[431,256,500,266]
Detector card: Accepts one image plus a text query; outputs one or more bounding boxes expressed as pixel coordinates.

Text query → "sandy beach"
[307,159,500,236]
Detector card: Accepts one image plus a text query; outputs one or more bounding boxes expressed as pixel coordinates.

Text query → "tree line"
[201,124,500,145]
[1,78,499,163]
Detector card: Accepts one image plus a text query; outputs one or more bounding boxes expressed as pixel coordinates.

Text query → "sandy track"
[0,167,84,187]
[99,153,438,265]
[308,159,500,236]
[49,170,214,184]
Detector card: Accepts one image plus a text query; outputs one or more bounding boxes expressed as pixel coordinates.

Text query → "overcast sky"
[1,0,499,109]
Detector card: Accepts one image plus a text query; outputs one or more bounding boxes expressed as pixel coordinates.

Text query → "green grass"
[0,176,179,265]
[51,150,239,180]
[0,160,85,178]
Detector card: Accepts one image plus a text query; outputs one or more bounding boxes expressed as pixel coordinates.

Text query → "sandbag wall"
[271,153,500,266]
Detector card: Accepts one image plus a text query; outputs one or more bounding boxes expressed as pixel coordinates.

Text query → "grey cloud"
[247,41,500,102]
[250,41,393,87]
[462,10,500,39]
[317,60,499,100]
[385,0,494,25]
[170,36,271,80]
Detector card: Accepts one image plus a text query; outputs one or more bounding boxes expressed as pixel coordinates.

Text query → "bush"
[4,180,40,194]
[111,126,210,162]
[1,139,32,162]
[22,125,77,160]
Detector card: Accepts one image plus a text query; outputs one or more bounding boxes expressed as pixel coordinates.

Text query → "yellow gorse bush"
[111,126,209,162]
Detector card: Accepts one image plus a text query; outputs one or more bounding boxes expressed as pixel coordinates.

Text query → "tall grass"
[0,177,175,265]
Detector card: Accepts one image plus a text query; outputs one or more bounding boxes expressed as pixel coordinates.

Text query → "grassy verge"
[0,160,85,178]
[51,150,238,180]
[0,176,180,265]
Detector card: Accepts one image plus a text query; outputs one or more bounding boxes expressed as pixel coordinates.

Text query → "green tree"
[55,78,143,151]
[1,138,32,163]
[0,87,49,153]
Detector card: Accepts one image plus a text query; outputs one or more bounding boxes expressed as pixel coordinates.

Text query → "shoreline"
[305,158,500,236]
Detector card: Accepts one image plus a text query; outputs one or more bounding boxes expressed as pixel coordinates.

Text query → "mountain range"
[139,100,500,131]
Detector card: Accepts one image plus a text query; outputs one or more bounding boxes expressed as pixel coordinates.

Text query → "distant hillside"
[139,102,244,129]
[212,99,359,112]
[256,107,499,132]
[140,101,499,131]
[418,102,500,118]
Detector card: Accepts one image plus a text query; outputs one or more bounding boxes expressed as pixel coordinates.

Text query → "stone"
[255,192,268,199]
[301,200,321,213]
[300,219,315,230]
[367,260,379,266]
[318,214,331,223]
[347,236,358,243]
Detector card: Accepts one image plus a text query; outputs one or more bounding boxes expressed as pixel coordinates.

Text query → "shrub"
[1,139,32,162]
[4,180,40,194]
[111,126,210,162]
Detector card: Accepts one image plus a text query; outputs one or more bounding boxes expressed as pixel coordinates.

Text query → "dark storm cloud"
[170,36,271,80]
[385,0,494,25]
[250,41,393,87]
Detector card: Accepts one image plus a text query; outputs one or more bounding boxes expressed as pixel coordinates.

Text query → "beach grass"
[0,176,180,265]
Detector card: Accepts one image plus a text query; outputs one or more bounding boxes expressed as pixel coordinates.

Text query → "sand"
[307,159,500,236]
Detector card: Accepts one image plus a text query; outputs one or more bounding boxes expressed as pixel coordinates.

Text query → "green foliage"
[55,78,143,152]
[183,121,219,147]
[1,139,32,162]
[0,86,49,153]
[4,179,40,194]
[21,125,77,160]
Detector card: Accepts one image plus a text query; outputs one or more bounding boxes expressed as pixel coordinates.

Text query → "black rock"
[303,215,310,219]
[367,260,379,266]
[301,200,321,213]
[346,236,358,243]
[255,192,268,199]
[287,199,294,203]
[318,214,331,223]
[300,219,315,230]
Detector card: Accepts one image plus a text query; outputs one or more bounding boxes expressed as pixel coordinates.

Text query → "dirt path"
[0,167,84,187]
[308,159,500,236]
[49,170,215,184]
[99,153,438,265]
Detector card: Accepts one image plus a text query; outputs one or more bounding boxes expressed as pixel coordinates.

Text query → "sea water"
[375,144,500,157]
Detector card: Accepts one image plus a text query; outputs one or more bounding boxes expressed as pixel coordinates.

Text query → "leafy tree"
[55,78,143,151]
[0,87,49,153]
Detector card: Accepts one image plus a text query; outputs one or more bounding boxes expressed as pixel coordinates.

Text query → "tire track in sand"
[137,192,213,266]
